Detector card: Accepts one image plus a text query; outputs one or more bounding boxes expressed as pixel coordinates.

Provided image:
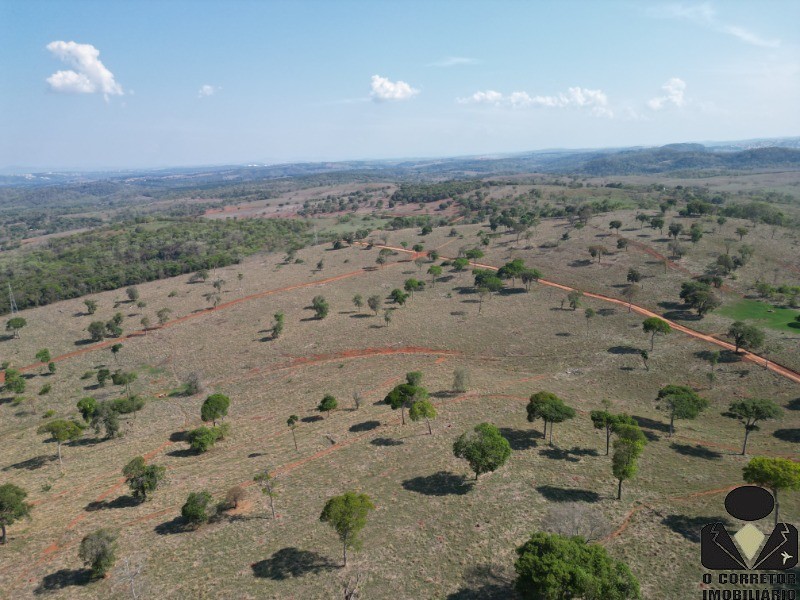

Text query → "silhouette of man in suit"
[701,485,797,570]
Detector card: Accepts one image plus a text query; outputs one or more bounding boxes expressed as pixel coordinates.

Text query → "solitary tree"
[520,268,542,292]
[390,289,410,305]
[367,295,381,315]
[514,532,641,599]
[727,399,782,455]
[4,368,25,395]
[320,491,375,567]
[735,226,748,241]
[84,299,98,315]
[384,383,427,425]
[627,268,641,285]
[287,415,299,451]
[112,371,137,400]
[567,290,582,311]
[122,457,166,502]
[427,265,442,286]
[37,420,83,471]
[157,308,171,326]
[453,422,512,480]
[79,529,118,579]
[35,349,51,369]
[656,385,708,437]
[318,394,338,416]
[612,435,644,500]
[609,220,622,233]
[728,321,765,354]
[452,367,470,393]
[383,309,392,327]
[272,312,285,339]
[5,317,26,339]
[352,294,364,313]
[187,427,219,453]
[0,484,31,545]
[639,349,649,371]
[409,398,437,434]
[526,391,575,445]
[584,308,595,330]
[254,468,278,519]
[311,295,329,319]
[201,393,230,426]
[743,457,800,526]
[642,317,672,351]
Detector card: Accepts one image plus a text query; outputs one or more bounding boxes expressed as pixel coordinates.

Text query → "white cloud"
[428,56,481,68]
[458,86,613,117]
[46,41,123,99]
[647,3,779,48]
[647,77,687,110]
[198,84,219,98]
[370,75,420,102]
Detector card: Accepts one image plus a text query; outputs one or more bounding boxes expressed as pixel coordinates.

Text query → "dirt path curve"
[358,242,800,386]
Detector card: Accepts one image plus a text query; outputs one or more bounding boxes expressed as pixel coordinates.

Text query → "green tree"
[527,391,576,445]
[642,317,671,351]
[77,397,98,422]
[319,491,375,567]
[453,422,512,480]
[84,299,98,315]
[409,398,437,434]
[4,368,25,394]
[452,257,470,271]
[272,312,285,339]
[639,349,649,371]
[735,226,748,241]
[452,367,470,393]
[111,343,123,361]
[311,295,329,319]
[187,427,219,453]
[404,278,424,298]
[590,410,636,456]
[668,222,683,239]
[5,317,26,339]
[201,393,230,425]
[181,491,215,528]
[656,385,708,437]
[367,294,381,315]
[727,321,765,353]
[390,289,410,305]
[609,220,622,233]
[613,436,644,500]
[96,368,111,387]
[617,238,629,251]
[35,348,51,367]
[87,321,106,342]
[626,268,641,285]
[0,484,32,545]
[520,268,542,292]
[352,294,364,312]
[498,259,526,287]
[514,532,641,600]
[37,419,83,471]
[287,415,299,451]
[254,468,278,519]
[79,529,117,579]
[157,307,171,326]
[122,457,166,502]
[427,265,442,286]
[384,383,427,425]
[318,394,338,416]
[383,309,392,327]
[743,457,800,526]
[727,399,782,455]
[112,371,137,399]
[567,290,582,311]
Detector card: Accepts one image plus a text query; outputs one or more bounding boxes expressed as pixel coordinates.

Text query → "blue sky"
[1,0,799,170]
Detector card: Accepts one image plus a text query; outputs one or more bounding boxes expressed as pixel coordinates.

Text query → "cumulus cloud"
[647,3,779,48]
[428,56,481,68]
[370,75,420,102]
[198,84,219,98]
[46,41,123,99]
[647,77,686,110]
[458,86,612,116]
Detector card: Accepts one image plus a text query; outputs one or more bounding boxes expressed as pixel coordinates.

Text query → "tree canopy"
[453,422,512,479]
[319,491,375,567]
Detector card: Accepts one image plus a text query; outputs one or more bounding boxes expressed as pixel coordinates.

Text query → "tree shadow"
[74,338,95,346]
[349,313,371,319]
[569,259,593,267]
[251,547,337,580]
[154,515,188,535]
[607,345,641,355]
[536,485,600,503]
[555,332,572,337]
[2,454,58,471]
[499,427,540,450]
[446,564,517,600]
[662,514,730,544]
[539,447,579,462]
[633,415,670,433]
[597,308,616,316]
[169,430,188,442]
[371,437,403,447]
[695,349,740,364]
[85,495,139,511]
[34,569,92,594]
[786,398,800,411]
[166,447,197,458]
[401,471,474,496]
[301,415,323,423]
[773,429,800,443]
[349,420,381,433]
[670,443,723,460]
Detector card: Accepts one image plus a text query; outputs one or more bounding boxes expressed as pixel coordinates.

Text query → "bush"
[181,491,215,527]
[79,529,118,579]
[225,486,246,510]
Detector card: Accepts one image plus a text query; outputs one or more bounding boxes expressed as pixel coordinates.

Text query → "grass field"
[0,215,798,599]
[717,298,800,332]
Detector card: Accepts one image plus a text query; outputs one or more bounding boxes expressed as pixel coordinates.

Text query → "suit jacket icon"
[701,522,798,570]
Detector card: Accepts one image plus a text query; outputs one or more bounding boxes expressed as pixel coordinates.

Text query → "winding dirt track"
[359,242,800,386]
